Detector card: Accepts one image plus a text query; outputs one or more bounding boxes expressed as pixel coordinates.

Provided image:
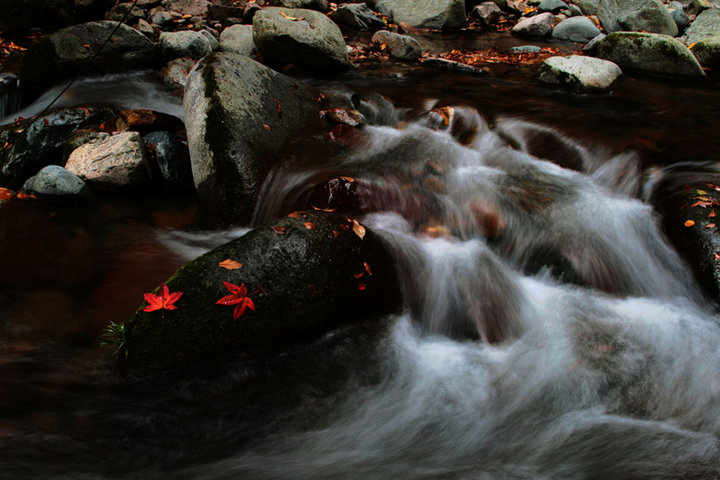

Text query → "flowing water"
[1,61,720,479]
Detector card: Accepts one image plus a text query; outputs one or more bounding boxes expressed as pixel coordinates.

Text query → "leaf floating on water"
[271,225,288,234]
[304,222,316,230]
[352,220,366,239]
[143,284,183,312]
[218,259,243,270]
[684,220,696,227]
[364,261,373,275]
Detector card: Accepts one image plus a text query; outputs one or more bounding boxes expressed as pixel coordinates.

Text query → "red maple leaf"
[216,281,255,320]
[143,284,183,312]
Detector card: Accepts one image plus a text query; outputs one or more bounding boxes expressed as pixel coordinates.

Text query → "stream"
[1,40,720,479]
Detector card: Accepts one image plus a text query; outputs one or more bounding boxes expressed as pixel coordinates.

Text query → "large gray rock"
[160,30,214,60]
[20,21,159,101]
[691,36,720,68]
[375,0,467,30]
[253,7,351,72]
[0,0,75,34]
[588,31,705,77]
[65,132,152,190]
[21,165,92,200]
[684,9,720,45]
[120,211,402,372]
[371,30,423,60]
[574,0,600,15]
[183,53,322,220]
[538,55,622,91]
[597,0,678,36]
[551,16,601,42]
[161,0,208,16]
[511,12,555,37]
[268,0,329,12]
[331,3,387,30]
[471,2,503,26]
[219,24,256,55]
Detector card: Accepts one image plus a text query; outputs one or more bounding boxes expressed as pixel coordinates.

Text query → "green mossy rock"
[122,211,403,373]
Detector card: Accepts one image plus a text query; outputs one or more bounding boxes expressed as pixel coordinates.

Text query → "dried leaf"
[353,272,364,279]
[357,283,367,291]
[279,11,304,21]
[697,189,708,195]
[710,211,717,218]
[684,220,696,227]
[272,225,288,234]
[219,259,243,270]
[707,223,716,229]
[0,188,15,200]
[274,98,283,118]
[333,230,340,237]
[304,222,316,230]
[339,176,355,182]
[288,211,302,218]
[262,123,271,131]
[312,205,336,212]
[364,262,373,275]
[352,220,366,239]
[16,193,36,200]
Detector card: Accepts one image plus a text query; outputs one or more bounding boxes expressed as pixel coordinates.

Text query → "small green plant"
[100,321,127,359]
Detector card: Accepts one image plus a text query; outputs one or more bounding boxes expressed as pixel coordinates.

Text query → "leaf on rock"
[352,220,366,239]
[219,259,243,270]
[353,272,364,279]
[684,220,695,227]
[364,261,373,275]
[262,123,271,131]
[304,222,316,230]
[279,11,304,21]
[274,98,283,118]
[288,211,302,218]
[272,225,288,234]
[357,283,367,291]
[143,284,183,312]
[216,281,256,320]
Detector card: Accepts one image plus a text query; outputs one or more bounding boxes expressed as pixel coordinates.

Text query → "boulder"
[104,2,147,23]
[588,31,705,77]
[668,1,689,33]
[219,24,256,55]
[597,0,677,36]
[267,0,329,12]
[143,131,194,193]
[0,106,116,189]
[0,0,75,34]
[64,132,152,190]
[252,7,351,72]
[511,12,555,37]
[120,210,402,372]
[183,53,322,220]
[538,55,622,92]
[20,21,159,102]
[691,37,720,68]
[539,0,570,12]
[161,0,209,16]
[551,16,601,42]
[331,3,387,30]
[200,29,220,50]
[375,0,467,30]
[21,165,93,200]
[684,8,720,45]
[371,30,423,60]
[160,30,215,60]
[160,58,197,91]
[471,2,503,25]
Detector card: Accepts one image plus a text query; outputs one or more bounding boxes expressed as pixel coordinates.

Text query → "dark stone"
[371,30,423,61]
[268,0,329,12]
[120,210,403,372]
[351,91,398,126]
[19,21,160,103]
[104,2,147,23]
[0,0,75,34]
[21,165,93,200]
[538,0,569,12]
[75,0,116,22]
[143,131,194,194]
[331,3,386,30]
[0,106,116,189]
[114,109,186,138]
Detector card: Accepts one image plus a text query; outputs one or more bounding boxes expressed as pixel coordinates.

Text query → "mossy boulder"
[691,36,720,69]
[588,32,705,77]
[183,53,322,221]
[19,21,160,102]
[597,0,677,36]
[121,211,402,372]
[375,0,467,30]
[538,55,622,92]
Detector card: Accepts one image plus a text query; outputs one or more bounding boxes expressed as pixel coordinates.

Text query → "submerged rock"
[253,7,351,72]
[183,53,322,220]
[588,32,705,77]
[21,165,92,200]
[512,12,555,38]
[539,55,622,92]
[597,0,677,36]
[375,0,467,30]
[20,21,159,101]
[371,30,423,60]
[121,211,402,372]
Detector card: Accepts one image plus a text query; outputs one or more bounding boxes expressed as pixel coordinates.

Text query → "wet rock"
[509,45,542,52]
[20,21,160,102]
[21,165,92,200]
[268,0,329,12]
[136,19,156,36]
[674,0,710,15]
[597,0,677,36]
[471,2,503,25]
[331,3,387,30]
[160,57,197,91]
[114,109,186,138]
[219,24,256,55]
[243,2,262,23]
[375,0,467,30]
[539,0,570,12]
[0,106,116,189]
[574,0,600,14]
[588,31,705,77]
[351,92,398,126]
[183,53,322,220]
[371,30,423,60]
[150,10,176,27]
[121,211,402,372]
[691,37,720,68]
[539,55,622,92]
[551,16,601,42]
[421,57,488,75]
[253,7,351,72]
[75,0,117,22]
[668,1,688,33]
[684,8,720,45]
[0,0,75,34]
[200,29,220,49]
[161,0,209,16]
[143,131,193,194]
[160,30,215,60]
[65,132,152,191]
[105,2,147,23]
[511,12,555,37]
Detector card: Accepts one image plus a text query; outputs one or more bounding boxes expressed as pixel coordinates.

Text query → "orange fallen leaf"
[339,176,355,182]
[380,42,387,51]
[218,259,243,270]
[353,272,364,279]
[262,123,271,131]
[357,283,367,291]
[364,261,372,275]
[16,193,36,200]
[339,223,350,231]
[272,225,288,234]
[304,222,316,230]
[312,205,336,212]
[288,211,302,218]
[333,230,340,237]
[684,220,695,227]
[0,188,15,200]
[710,211,717,218]
[274,98,283,118]
[697,189,708,195]
[707,223,716,229]
[352,220,366,239]
[688,42,697,49]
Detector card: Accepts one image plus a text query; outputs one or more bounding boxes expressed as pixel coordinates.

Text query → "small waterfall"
[0,73,21,119]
